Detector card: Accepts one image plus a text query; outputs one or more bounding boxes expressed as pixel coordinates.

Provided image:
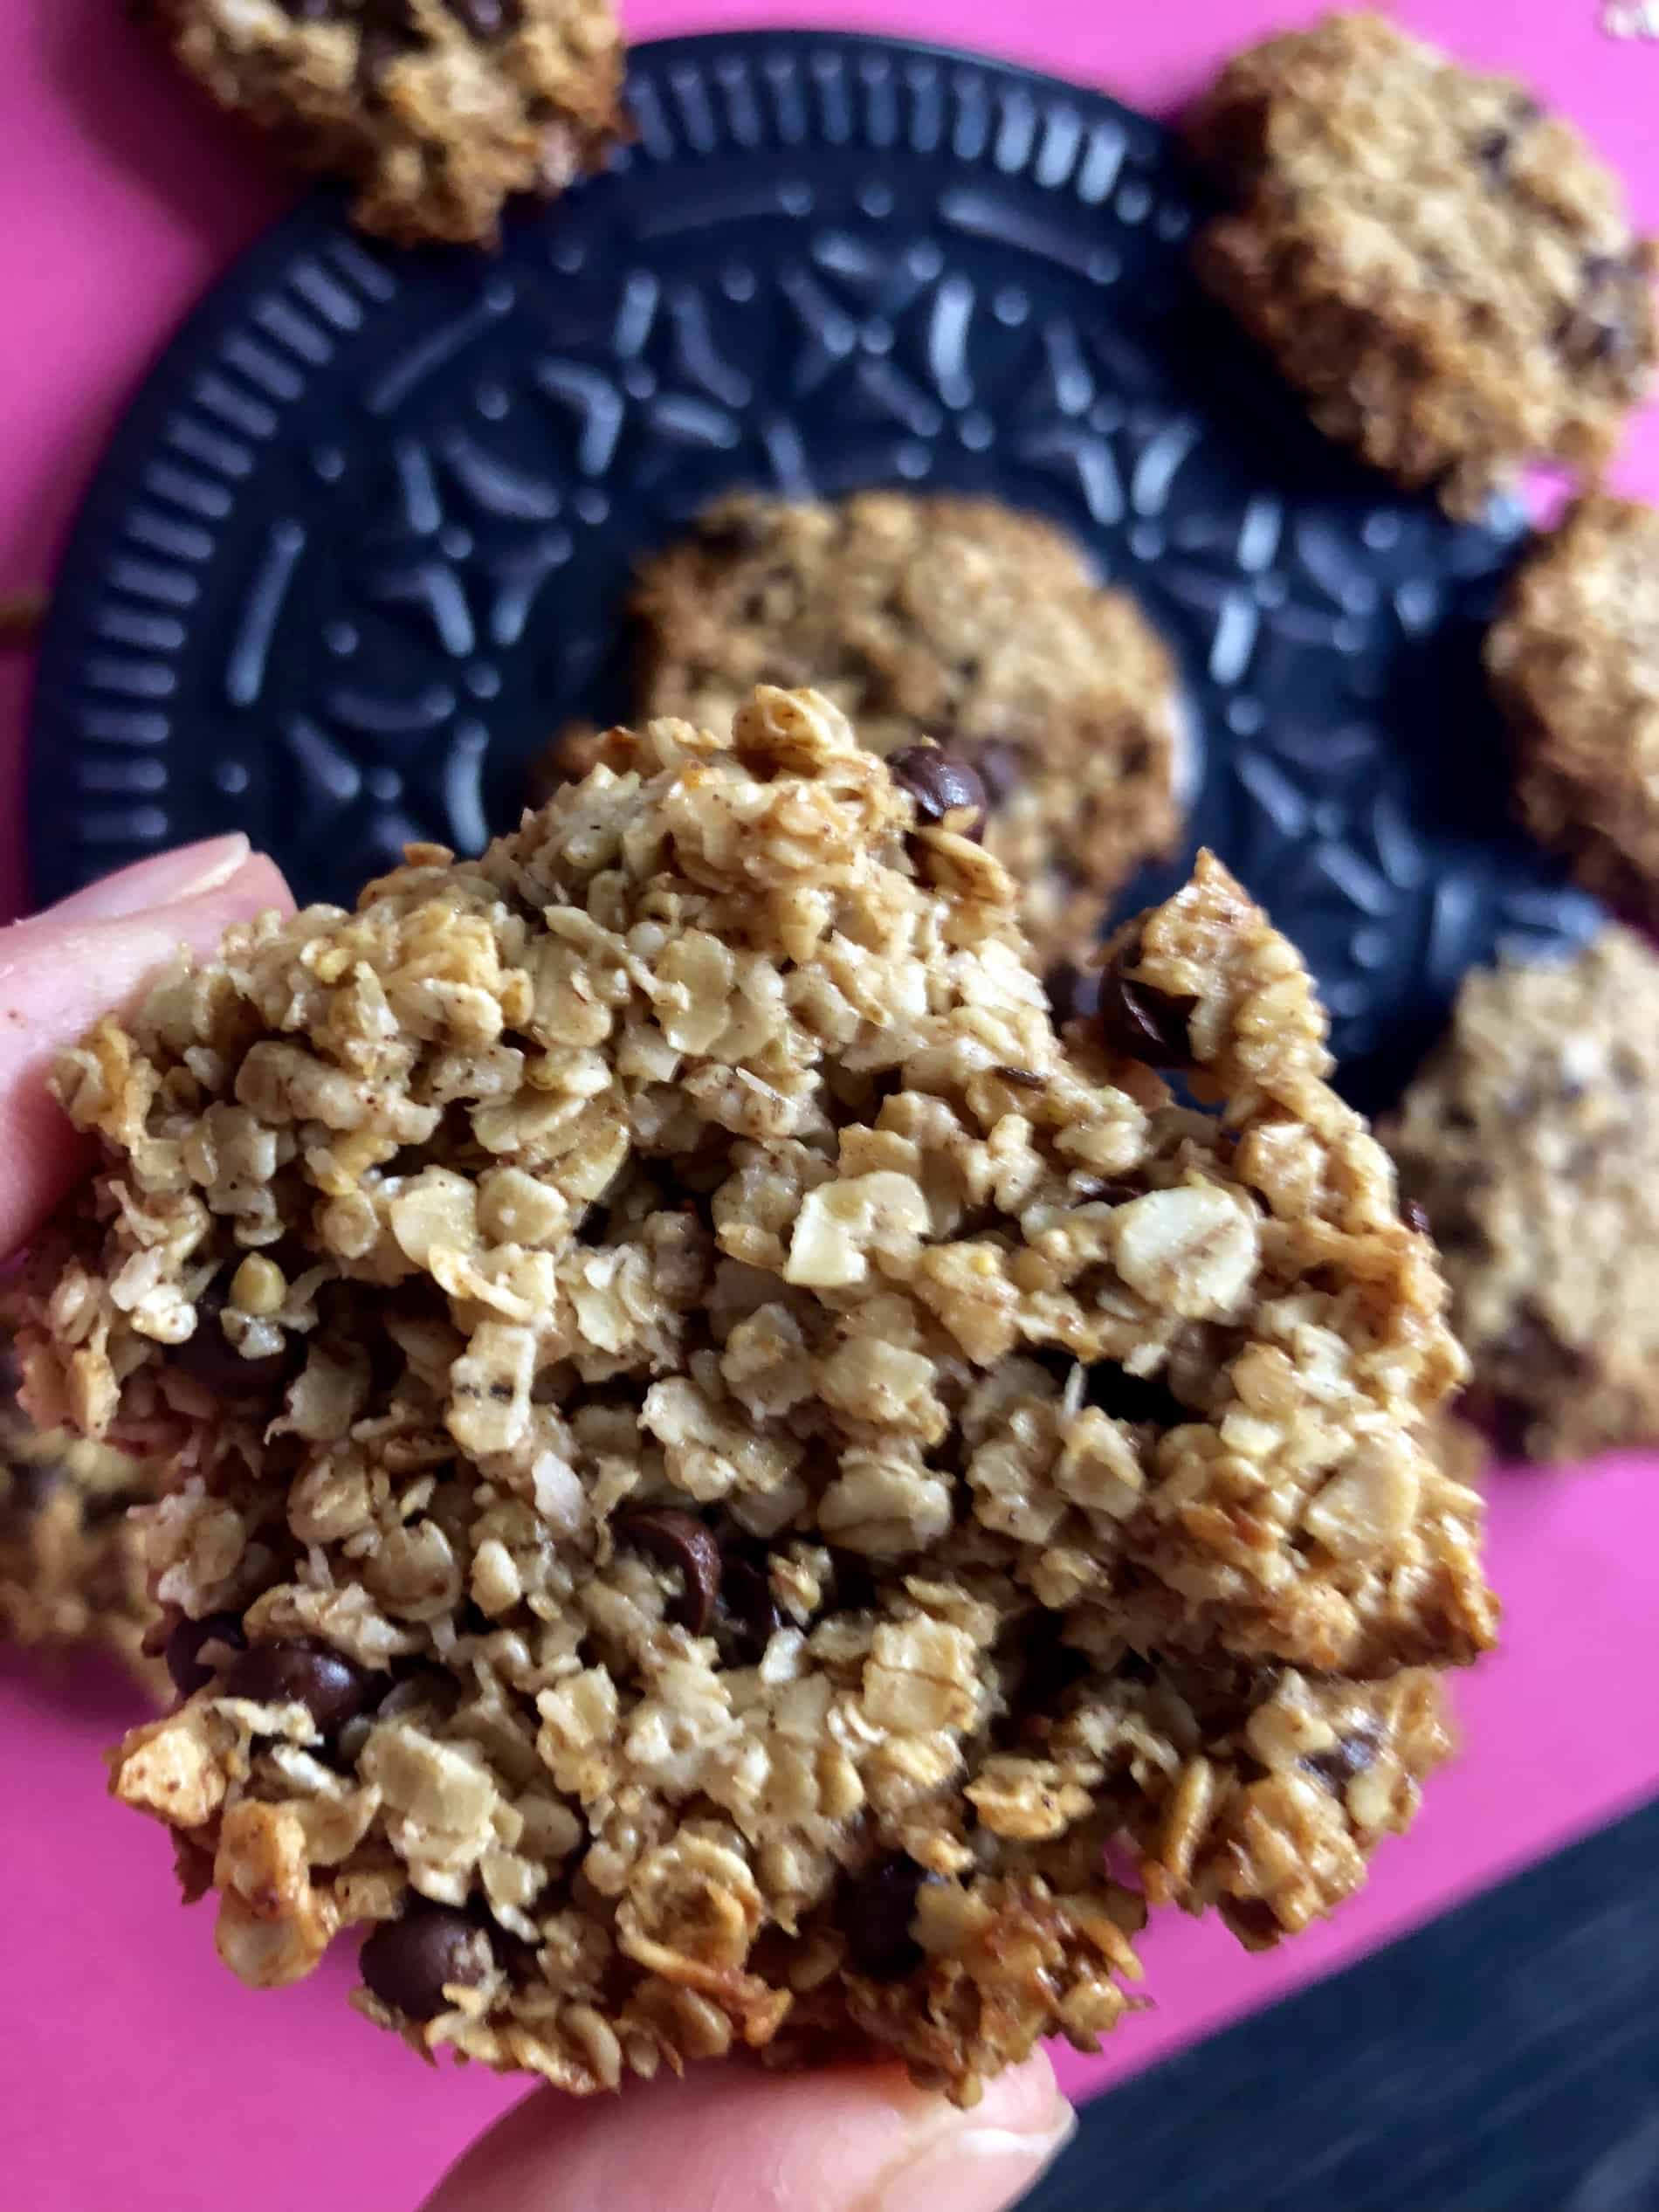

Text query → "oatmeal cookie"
[142,0,625,245]
[0,1343,162,1692]
[533,493,1184,968]
[1487,496,1659,924]
[1186,13,1658,516]
[1386,927,1659,1463]
[14,691,1490,2101]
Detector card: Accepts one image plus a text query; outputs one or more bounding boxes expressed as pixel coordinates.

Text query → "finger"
[31,834,254,925]
[0,851,293,1257]
[418,2051,1076,2212]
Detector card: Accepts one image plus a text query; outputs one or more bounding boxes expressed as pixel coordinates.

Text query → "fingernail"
[862,2098,1078,2212]
[40,835,252,923]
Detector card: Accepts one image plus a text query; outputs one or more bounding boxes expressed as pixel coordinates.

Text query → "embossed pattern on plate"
[29,31,1601,1106]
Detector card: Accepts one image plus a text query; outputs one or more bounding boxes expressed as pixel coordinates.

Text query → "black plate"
[29,29,1600,1108]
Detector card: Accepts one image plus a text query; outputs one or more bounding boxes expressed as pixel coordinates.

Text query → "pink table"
[3,7,1658,2209]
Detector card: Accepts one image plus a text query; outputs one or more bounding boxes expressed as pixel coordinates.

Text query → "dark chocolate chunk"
[374,1664,465,1724]
[718,1544,782,1662]
[165,1612,248,1700]
[1096,939,1196,1068]
[617,1508,722,1634]
[224,1636,378,1732]
[1403,1199,1430,1237]
[843,1854,941,1980]
[887,746,988,842]
[174,1279,294,1401]
[361,1905,493,2021]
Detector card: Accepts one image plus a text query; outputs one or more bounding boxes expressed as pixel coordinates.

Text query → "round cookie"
[142,0,625,245]
[1186,14,1658,516]
[1487,495,1659,926]
[17,691,1490,2101]
[1387,926,1659,1464]
[535,493,1185,970]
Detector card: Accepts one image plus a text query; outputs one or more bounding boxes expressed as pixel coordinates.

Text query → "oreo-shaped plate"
[30,30,1600,1109]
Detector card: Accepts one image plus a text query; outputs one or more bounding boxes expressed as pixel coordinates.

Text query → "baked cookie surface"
[1386,927,1659,1464]
[146,0,625,244]
[1487,496,1659,925]
[1186,13,1657,515]
[534,493,1184,969]
[17,691,1489,2099]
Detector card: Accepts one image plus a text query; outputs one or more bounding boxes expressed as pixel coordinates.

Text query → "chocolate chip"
[1403,1200,1430,1237]
[1084,1362,1187,1429]
[887,746,988,841]
[165,1612,247,1699]
[279,0,344,16]
[224,1637,377,1732]
[617,1508,722,1634]
[718,1544,782,1662]
[445,0,520,34]
[994,1065,1046,1089]
[969,738,1025,810]
[361,1905,494,2021]
[1302,1719,1382,1792]
[0,1340,21,1414]
[1044,961,1100,1029]
[174,1279,294,1401]
[1096,939,1196,1068]
[374,1664,464,1724]
[843,1854,941,1980]
[9,1458,65,1514]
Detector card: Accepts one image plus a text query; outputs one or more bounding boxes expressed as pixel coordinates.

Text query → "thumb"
[418,2051,1076,2212]
[0,836,293,1255]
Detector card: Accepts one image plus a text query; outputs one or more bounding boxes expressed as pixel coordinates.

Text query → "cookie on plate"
[16,690,1490,2100]
[1486,495,1659,924]
[531,493,1186,968]
[0,1343,162,1692]
[142,0,625,245]
[1186,13,1657,515]
[1386,927,1659,1463]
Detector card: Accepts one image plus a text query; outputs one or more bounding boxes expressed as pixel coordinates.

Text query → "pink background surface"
[3,5,1658,2209]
